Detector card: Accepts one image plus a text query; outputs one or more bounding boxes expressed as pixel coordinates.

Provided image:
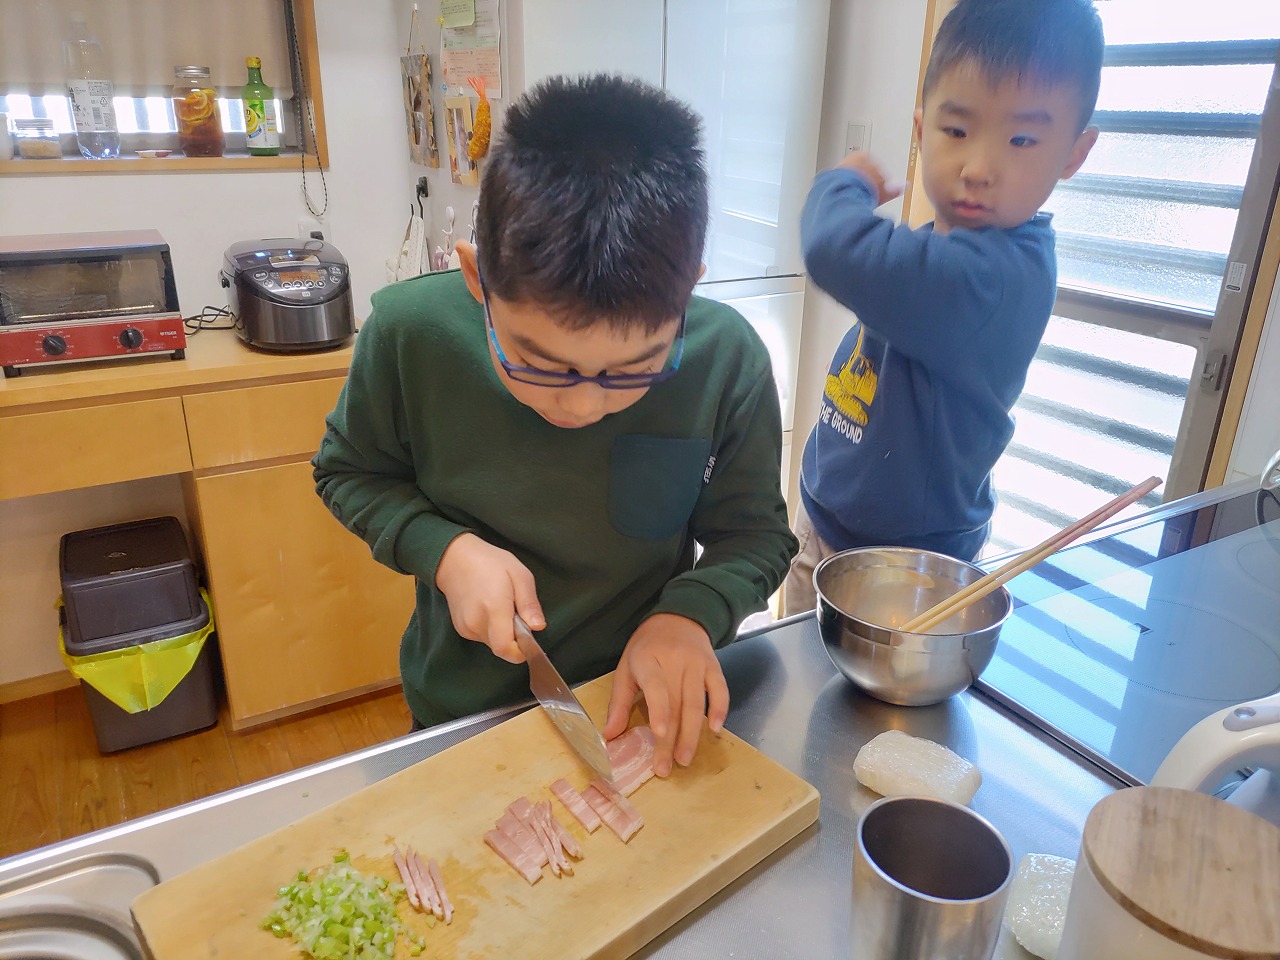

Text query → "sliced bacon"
[539,799,583,860]
[534,801,575,874]
[533,811,570,876]
[427,857,453,924]
[409,849,442,919]
[607,726,657,796]
[485,828,543,885]
[391,845,419,909]
[496,811,547,865]
[506,796,536,820]
[511,796,565,877]
[551,778,602,833]
[593,776,644,822]
[583,782,644,843]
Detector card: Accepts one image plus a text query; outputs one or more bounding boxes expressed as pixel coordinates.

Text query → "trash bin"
[60,598,218,752]
[58,517,219,753]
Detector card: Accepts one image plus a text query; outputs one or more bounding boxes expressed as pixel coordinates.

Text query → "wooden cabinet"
[182,375,414,728]
[0,397,191,500]
[192,460,413,726]
[0,333,415,724]
[182,379,344,469]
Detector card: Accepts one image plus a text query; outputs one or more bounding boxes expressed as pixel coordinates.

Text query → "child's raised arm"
[800,166,1039,371]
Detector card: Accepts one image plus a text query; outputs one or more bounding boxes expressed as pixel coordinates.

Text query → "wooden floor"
[0,684,412,862]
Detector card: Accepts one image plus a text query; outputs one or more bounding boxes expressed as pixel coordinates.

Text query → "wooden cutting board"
[132,673,820,960]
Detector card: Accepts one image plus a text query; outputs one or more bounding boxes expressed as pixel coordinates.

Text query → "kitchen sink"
[0,853,157,960]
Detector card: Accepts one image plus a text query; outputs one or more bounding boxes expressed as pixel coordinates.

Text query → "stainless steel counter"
[0,615,1121,959]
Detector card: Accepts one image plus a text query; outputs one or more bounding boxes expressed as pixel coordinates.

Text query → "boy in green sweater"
[313,75,796,777]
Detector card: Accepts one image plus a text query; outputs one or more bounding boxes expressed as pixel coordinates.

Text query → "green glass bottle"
[242,56,280,156]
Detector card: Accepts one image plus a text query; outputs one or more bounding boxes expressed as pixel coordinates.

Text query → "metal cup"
[852,795,1014,960]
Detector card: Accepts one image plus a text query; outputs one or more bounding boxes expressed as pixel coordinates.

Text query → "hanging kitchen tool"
[389,182,428,282]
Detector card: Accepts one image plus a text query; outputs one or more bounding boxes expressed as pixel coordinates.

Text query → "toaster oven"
[0,230,186,378]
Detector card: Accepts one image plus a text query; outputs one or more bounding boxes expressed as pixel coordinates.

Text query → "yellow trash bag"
[59,590,215,714]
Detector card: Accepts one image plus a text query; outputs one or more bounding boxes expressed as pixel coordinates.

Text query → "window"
[0,0,326,167]
[982,2,1280,557]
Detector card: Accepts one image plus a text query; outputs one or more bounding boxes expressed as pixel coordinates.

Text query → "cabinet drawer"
[183,377,344,469]
[0,397,190,499]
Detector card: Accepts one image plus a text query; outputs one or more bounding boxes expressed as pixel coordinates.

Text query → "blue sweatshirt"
[799,168,1057,561]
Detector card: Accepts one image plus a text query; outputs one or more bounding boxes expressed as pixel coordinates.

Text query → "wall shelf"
[0,152,319,175]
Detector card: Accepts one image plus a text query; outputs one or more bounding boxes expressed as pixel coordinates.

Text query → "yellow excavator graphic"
[824,326,878,425]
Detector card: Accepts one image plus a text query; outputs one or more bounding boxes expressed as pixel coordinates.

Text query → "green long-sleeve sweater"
[312,270,797,726]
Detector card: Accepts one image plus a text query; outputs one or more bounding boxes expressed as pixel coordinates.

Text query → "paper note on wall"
[441,0,476,29]
[441,0,501,98]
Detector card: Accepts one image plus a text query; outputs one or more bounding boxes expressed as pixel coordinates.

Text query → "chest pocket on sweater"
[609,434,713,541]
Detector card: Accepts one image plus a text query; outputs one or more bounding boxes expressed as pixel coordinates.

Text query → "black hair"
[923,0,1105,131]
[475,74,708,335]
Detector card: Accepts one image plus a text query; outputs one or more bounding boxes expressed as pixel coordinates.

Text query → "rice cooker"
[220,238,355,352]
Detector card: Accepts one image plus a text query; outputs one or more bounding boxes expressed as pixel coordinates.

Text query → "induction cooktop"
[976,481,1280,785]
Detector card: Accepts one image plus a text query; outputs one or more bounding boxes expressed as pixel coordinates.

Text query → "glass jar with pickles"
[172,65,224,157]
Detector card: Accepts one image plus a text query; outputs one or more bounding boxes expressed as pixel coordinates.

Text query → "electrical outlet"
[845,120,871,154]
[298,217,328,240]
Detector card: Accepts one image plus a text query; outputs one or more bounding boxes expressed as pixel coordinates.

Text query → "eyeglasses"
[480,275,685,390]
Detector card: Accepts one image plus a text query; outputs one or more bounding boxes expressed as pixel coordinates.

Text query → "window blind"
[0,0,294,98]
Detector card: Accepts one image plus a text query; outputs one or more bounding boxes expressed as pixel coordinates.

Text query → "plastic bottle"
[241,57,281,156]
[64,14,120,159]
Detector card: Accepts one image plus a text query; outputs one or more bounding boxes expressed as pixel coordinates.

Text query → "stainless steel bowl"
[814,546,1011,706]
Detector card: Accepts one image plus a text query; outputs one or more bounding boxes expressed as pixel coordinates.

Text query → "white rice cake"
[853,729,982,804]
[1003,853,1076,960]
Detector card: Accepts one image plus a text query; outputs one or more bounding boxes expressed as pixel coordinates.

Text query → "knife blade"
[512,615,613,783]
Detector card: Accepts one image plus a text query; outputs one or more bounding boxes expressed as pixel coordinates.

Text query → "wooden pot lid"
[1081,786,1280,959]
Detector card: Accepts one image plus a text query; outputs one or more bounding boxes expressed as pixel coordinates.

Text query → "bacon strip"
[607,726,657,796]
[497,811,547,865]
[427,857,453,924]
[550,778,602,833]
[485,828,543,885]
[534,811,569,876]
[391,845,419,909]
[535,801,575,874]
[583,782,644,843]
[593,776,644,822]
[540,799,583,860]
[510,799,561,877]
[409,849,442,919]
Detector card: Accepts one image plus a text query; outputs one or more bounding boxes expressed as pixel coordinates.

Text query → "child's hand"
[435,533,546,662]
[604,614,729,778]
[836,150,904,207]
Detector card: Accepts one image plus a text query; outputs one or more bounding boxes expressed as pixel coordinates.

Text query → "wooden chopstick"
[900,476,1163,634]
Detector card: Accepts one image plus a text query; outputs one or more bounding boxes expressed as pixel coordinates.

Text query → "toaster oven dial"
[42,334,67,356]
[119,327,144,349]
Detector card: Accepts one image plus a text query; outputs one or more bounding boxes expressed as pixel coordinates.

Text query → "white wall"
[789,0,928,507]
[1227,276,1280,484]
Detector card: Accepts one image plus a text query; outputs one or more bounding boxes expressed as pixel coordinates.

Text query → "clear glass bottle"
[172,65,225,158]
[64,14,120,159]
[14,119,62,159]
[241,57,281,156]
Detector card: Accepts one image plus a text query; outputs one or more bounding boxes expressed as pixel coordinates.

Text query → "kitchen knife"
[512,615,613,783]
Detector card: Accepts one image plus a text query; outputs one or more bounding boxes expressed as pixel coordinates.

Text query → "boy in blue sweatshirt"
[784,0,1104,614]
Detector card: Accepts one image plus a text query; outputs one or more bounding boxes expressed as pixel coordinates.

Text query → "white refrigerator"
[513,0,832,469]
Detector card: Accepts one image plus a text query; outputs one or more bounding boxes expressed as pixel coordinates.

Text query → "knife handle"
[512,614,538,661]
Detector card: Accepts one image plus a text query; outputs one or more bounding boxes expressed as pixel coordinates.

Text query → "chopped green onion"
[261,858,403,959]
